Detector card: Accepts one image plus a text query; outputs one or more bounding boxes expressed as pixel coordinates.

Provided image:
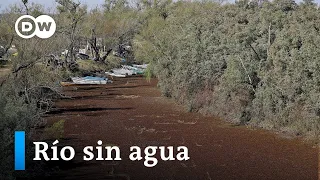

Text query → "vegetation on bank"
[134,0,320,139]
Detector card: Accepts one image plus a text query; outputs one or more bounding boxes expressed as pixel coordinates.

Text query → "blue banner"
[15,131,25,170]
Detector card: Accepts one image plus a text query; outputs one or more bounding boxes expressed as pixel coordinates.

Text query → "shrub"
[134,0,320,139]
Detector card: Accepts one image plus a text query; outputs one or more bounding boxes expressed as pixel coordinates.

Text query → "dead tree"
[89,27,101,62]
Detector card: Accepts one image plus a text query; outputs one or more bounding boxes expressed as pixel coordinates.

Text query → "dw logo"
[15,15,56,39]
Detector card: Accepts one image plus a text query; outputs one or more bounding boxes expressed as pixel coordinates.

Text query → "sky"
[0,0,106,11]
[0,0,319,11]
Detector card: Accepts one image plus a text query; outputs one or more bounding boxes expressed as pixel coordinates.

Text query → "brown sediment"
[43,77,319,180]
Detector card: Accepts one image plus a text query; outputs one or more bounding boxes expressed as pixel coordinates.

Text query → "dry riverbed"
[41,77,319,180]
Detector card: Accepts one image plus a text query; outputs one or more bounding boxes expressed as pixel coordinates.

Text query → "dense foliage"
[134,0,320,138]
[0,4,62,179]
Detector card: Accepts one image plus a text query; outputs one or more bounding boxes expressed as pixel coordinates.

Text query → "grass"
[77,56,122,75]
[77,60,110,73]
[0,66,10,78]
[44,120,65,140]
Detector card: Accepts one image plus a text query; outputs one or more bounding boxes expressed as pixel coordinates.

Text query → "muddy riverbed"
[41,77,319,180]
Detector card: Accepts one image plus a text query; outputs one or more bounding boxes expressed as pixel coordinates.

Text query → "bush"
[45,120,65,140]
[0,64,61,179]
[134,0,320,139]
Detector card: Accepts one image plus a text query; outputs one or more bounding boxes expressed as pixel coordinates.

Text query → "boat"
[132,64,148,69]
[105,72,127,78]
[71,76,109,84]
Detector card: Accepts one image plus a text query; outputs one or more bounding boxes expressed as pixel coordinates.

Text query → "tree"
[56,0,87,70]
[0,2,63,179]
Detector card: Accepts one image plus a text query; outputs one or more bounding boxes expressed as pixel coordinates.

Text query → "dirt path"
[44,77,319,180]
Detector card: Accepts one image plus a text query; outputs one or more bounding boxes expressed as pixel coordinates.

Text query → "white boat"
[105,72,127,78]
[71,76,108,84]
[111,68,135,76]
[105,64,148,78]
[122,65,145,75]
[132,64,148,69]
